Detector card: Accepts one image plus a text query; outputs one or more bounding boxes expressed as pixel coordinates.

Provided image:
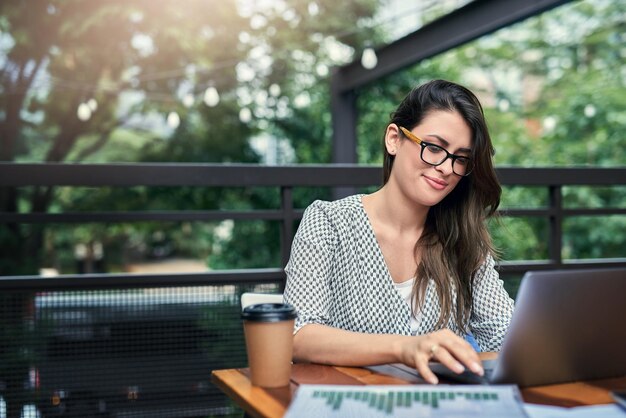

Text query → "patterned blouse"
[283,194,514,352]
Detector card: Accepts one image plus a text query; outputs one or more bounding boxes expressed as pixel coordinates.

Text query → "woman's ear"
[384,124,402,155]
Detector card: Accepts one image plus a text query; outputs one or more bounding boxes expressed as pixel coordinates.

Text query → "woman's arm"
[471,255,515,351]
[294,323,484,385]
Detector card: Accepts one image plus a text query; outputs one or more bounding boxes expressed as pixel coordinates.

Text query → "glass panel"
[208,220,281,269]
[499,274,524,300]
[54,186,282,211]
[563,186,626,209]
[41,222,216,275]
[563,215,626,259]
[293,186,334,209]
[36,219,282,276]
[489,217,549,261]
[500,186,548,210]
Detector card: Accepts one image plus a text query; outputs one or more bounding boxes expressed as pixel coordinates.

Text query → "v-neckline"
[358,194,406,287]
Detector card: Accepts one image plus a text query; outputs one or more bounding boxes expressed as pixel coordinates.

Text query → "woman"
[283,79,514,384]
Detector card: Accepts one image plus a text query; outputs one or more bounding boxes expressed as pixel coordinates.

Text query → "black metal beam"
[2,163,625,187]
[0,268,286,291]
[0,163,381,187]
[0,209,303,223]
[331,76,358,163]
[332,0,573,93]
[500,208,626,218]
[330,74,360,197]
[280,186,295,269]
[495,167,626,185]
[498,259,626,275]
[548,185,563,265]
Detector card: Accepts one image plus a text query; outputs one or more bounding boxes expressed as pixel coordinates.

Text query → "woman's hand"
[395,329,484,384]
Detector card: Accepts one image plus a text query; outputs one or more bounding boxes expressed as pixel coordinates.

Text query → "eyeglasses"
[398,126,474,176]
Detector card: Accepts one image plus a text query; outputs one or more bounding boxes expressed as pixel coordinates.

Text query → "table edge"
[211,369,287,418]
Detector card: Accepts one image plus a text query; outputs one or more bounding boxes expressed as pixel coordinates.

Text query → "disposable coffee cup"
[242,303,297,388]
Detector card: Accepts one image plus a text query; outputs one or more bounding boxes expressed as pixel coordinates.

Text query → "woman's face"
[385,110,473,208]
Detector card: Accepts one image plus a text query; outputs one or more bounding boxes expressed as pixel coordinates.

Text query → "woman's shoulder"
[297,194,365,238]
[305,194,364,217]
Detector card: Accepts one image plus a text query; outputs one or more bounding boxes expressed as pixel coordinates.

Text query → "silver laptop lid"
[491,267,626,387]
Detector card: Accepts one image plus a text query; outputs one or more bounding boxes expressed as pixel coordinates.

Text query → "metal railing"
[1,163,625,282]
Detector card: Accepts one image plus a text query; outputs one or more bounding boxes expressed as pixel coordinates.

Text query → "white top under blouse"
[393,278,421,335]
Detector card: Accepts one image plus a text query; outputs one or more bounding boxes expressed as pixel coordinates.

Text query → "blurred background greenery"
[0,0,624,278]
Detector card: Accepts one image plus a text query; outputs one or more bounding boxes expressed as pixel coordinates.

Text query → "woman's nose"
[435,157,454,175]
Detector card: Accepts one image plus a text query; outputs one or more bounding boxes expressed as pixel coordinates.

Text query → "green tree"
[0,0,250,275]
[356,0,625,265]
[0,0,383,275]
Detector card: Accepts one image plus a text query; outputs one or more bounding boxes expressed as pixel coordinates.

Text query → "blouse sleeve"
[283,201,337,334]
[470,254,515,352]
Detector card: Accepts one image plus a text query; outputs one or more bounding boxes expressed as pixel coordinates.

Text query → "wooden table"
[212,354,626,418]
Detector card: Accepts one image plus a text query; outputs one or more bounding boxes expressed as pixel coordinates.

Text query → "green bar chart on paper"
[314,387,498,413]
[284,385,529,418]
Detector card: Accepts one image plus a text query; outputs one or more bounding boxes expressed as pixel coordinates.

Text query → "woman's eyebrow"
[426,134,472,153]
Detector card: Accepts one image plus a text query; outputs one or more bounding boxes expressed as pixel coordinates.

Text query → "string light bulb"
[239,107,252,123]
[182,93,195,108]
[584,104,596,118]
[316,63,329,77]
[269,84,281,97]
[87,98,98,112]
[167,111,180,129]
[308,2,319,16]
[203,86,220,107]
[361,46,378,70]
[77,103,92,121]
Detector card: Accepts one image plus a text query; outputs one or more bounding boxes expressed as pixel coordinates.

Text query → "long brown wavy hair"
[383,80,501,333]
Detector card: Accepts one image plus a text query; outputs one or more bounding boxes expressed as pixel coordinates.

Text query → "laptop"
[399,267,626,387]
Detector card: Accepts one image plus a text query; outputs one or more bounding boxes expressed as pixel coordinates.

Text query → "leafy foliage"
[357,0,625,264]
[0,0,380,274]
[0,0,623,275]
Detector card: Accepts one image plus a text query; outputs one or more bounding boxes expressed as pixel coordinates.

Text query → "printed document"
[284,384,528,418]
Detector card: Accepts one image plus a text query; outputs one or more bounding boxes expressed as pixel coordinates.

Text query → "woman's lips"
[423,175,448,190]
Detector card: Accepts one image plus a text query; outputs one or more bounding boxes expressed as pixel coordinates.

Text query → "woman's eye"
[456,157,469,166]
[426,145,443,153]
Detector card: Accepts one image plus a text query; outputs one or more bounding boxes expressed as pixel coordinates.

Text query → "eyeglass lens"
[421,144,472,176]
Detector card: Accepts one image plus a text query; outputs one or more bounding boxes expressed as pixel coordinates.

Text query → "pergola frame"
[330,0,573,164]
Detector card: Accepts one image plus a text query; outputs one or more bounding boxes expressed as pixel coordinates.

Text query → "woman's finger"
[440,338,484,375]
[430,345,465,374]
[415,353,438,385]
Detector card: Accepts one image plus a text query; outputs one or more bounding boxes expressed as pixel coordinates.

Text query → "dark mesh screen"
[0,282,281,418]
